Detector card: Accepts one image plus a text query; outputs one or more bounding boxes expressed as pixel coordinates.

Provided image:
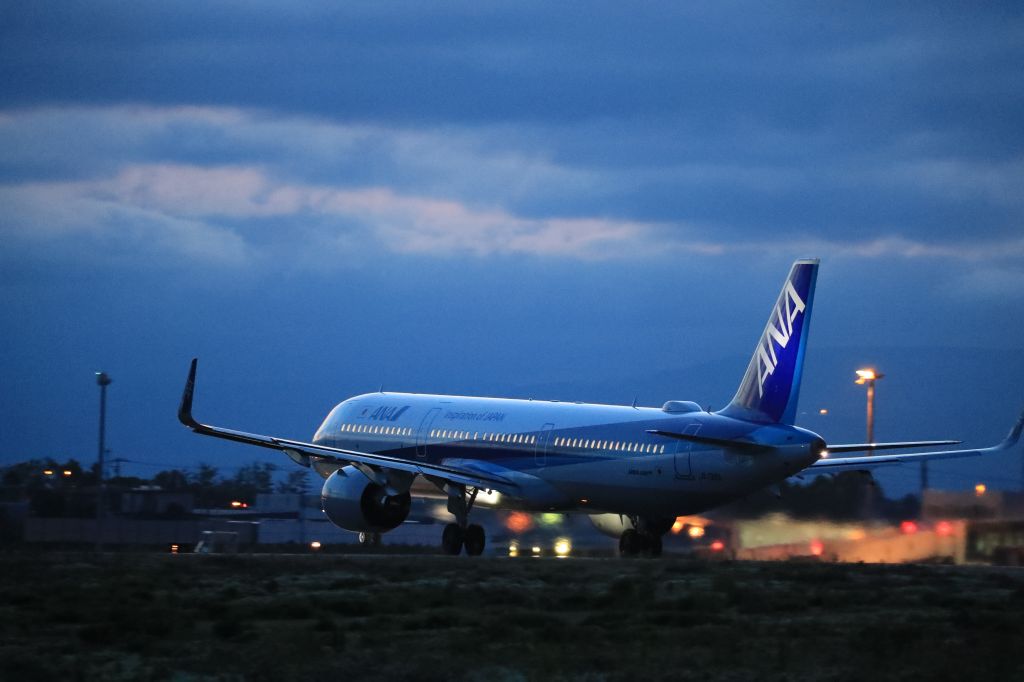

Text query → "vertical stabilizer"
[719,259,819,424]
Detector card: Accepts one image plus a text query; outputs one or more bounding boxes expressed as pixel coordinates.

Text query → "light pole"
[854,368,884,443]
[95,371,111,551]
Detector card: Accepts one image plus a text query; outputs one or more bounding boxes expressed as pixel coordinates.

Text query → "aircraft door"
[673,424,701,479]
[416,408,442,459]
[535,423,555,467]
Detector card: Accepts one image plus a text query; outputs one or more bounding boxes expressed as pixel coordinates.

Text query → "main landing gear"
[619,517,670,557]
[441,486,486,556]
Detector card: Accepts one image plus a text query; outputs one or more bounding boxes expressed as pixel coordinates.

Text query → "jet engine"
[321,466,411,533]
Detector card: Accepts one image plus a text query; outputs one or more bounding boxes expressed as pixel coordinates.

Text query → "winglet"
[996,405,1024,451]
[178,358,201,429]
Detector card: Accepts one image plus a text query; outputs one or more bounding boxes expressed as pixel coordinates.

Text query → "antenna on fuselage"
[631,394,638,409]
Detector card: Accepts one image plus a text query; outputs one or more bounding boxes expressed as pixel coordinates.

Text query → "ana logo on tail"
[755,280,806,397]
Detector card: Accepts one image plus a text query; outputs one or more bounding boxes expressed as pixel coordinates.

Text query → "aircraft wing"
[177,359,518,494]
[808,408,1024,473]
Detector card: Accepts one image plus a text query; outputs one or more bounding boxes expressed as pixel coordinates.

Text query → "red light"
[809,539,824,556]
[710,540,725,552]
[900,520,918,534]
[935,520,953,537]
[505,512,534,534]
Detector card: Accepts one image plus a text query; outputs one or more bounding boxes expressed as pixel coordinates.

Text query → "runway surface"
[2,551,1023,681]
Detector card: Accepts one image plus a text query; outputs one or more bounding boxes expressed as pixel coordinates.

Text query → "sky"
[2,2,1023,498]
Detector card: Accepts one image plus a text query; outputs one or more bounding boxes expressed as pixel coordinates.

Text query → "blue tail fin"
[719,259,819,425]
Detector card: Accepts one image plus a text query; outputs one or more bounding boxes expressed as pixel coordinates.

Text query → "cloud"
[1,102,1022,292]
[0,162,658,264]
[0,180,253,270]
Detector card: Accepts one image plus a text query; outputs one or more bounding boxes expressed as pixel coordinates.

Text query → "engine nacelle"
[589,513,635,538]
[321,466,411,533]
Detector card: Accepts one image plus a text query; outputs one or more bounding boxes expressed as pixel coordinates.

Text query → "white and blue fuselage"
[313,392,822,518]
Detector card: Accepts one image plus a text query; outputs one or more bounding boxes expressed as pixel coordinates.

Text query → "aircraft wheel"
[464,524,486,556]
[358,531,381,547]
[619,529,641,557]
[442,523,464,555]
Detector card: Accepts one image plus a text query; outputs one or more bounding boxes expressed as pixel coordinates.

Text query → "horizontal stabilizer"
[809,406,1024,473]
[647,429,774,453]
[824,440,960,454]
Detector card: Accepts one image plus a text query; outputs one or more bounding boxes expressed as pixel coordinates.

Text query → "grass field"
[1,552,1023,681]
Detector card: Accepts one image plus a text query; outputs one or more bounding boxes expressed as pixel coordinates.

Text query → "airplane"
[178,259,1023,557]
